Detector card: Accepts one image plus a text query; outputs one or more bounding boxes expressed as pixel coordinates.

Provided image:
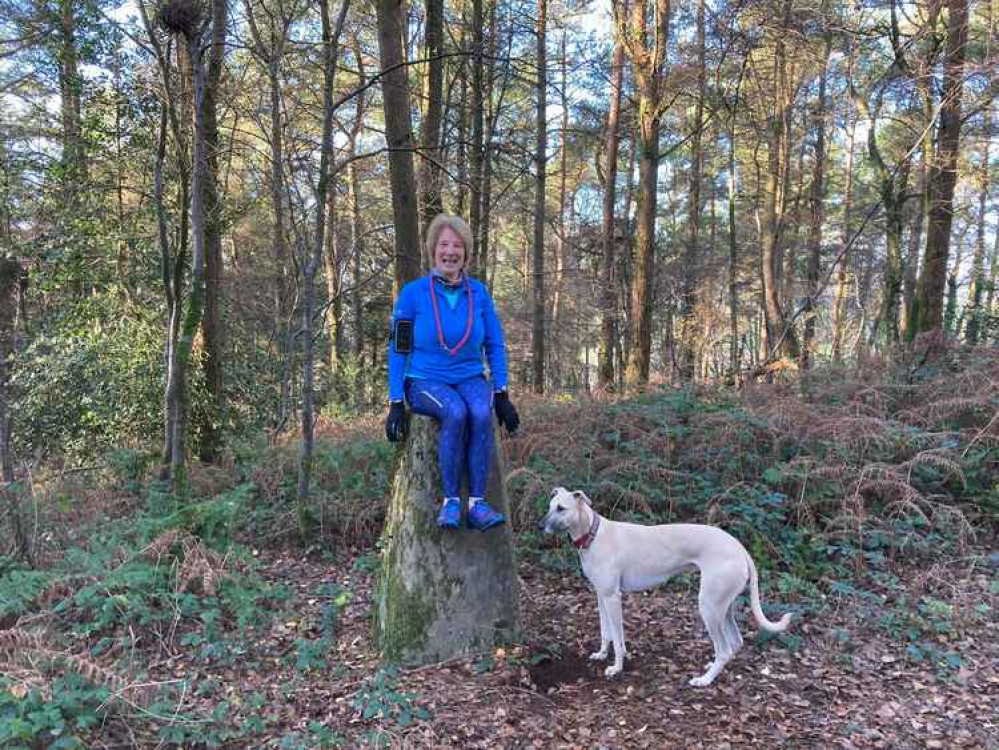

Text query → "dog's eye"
[556,505,565,513]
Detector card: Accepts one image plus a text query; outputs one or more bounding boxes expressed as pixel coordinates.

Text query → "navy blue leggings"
[404,376,493,499]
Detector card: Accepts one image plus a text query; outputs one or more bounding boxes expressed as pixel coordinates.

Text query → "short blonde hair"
[425,214,473,270]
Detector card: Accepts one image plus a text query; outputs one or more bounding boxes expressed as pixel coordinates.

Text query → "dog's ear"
[572,490,589,506]
[550,486,563,498]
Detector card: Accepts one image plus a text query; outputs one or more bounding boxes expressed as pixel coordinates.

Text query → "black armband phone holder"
[393,319,414,354]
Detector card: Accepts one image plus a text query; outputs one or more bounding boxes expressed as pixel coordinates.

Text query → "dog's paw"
[589,650,608,661]
[604,664,623,678]
[688,674,714,687]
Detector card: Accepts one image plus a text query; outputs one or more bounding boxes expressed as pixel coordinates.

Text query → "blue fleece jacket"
[387,274,509,402]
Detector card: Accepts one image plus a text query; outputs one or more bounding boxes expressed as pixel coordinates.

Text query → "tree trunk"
[618,0,671,387]
[531,0,547,394]
[619,128,638,384]
[727,117,740,374]
[965,97,992,344]
[678,0,706,380]
[244,0,294,433]
[167,21,213,496]
[597,41,625,390]
[58,0,86,188]
[468,0,485,274]
[324,184,344,375]
[349,37,366,405]
[482,0,499,289]
[551,30,569,382]
[454,25,469,217]
[377,0,422,292]
[196,0,228,464]
[944,225,969,335]
[0,257,19,483]
[297,0,349,522]
[910,0,969,337]
[759,0,798,363]
[831,46,856,364]
[987,215,999,322]
[418,0,444,232]
[800,25,830,370]
[375,416,520,664]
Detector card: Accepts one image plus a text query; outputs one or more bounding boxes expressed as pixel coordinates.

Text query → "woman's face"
[433,226,466,280]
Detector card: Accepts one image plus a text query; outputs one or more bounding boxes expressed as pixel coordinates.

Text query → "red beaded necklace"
[429,273,474,356]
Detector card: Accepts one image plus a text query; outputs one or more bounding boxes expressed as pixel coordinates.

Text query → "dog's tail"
[746,553,792,633]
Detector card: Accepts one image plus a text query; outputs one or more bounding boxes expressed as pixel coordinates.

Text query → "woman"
[385,214,520,531]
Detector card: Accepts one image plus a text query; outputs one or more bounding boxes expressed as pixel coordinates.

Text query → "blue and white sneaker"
[467,500,505,531]
[437,498,462,530]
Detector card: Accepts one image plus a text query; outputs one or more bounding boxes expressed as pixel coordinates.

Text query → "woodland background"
[0,0,998,747]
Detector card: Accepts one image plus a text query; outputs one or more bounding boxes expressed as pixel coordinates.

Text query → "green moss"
[374,564,439,663]
[374,485,461,663]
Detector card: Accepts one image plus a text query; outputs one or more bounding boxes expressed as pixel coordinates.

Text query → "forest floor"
[7,348,999,748]
[140,540,999,750]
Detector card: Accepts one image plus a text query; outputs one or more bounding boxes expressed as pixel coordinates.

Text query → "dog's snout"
[536,511,552,533]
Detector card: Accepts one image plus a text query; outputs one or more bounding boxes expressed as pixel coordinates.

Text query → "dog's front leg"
[589,596,611,661]
[602,591,627,678]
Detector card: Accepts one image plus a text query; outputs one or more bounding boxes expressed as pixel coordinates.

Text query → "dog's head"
[537,486,591,535]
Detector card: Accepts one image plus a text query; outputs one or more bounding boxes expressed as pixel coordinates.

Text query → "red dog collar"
[573,512,601,550]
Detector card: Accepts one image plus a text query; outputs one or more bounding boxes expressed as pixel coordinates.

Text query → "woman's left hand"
[494,391,520,435]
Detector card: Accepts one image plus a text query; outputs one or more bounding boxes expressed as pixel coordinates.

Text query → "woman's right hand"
[385,401,408,442]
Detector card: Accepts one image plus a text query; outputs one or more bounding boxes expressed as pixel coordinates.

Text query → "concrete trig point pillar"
[374,414,521,665]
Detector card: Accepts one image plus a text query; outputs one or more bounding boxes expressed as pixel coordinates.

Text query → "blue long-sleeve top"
[387,273,509,402]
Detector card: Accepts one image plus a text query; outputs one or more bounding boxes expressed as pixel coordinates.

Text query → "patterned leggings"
[404,376,493,499]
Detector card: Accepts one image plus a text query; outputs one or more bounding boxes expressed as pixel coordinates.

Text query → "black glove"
[385,401,407,442]
[494,391,520,435]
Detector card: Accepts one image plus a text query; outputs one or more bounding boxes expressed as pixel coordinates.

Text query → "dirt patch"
[528,650,597,693]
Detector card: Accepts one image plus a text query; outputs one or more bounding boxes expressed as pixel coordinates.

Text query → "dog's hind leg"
[589,596,611,661]
[723,599,743,655]
[690,573,743,687]
[690,599,732,687]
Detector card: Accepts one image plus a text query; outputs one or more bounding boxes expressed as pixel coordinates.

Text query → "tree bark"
[759,0,799,363]
[550,30,569,384]
[377,0,423,292]
[965,98,993,344]
[166,21,212,496]
[0,257,19,483]
[531,0,547,394]
[831,44,856,364]
[375,416,520,664]
[597,41,625,390]
[727,116,740,374]
[196,0,228,464]
[618,0,671,387]
[324,183,344,375]
[944,229,969,335]
[418,0,444,232]
[910,0,969,337]
[801,25,831,369]
[297,0,349,521]
[245,0,294,433]
[349,37,367,405]
[468,0,485,274]
[678,0,706,380]
[58,0,86,189]
[481,0,499,289]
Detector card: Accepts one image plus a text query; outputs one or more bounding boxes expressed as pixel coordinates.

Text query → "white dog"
[538,487,793,686]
